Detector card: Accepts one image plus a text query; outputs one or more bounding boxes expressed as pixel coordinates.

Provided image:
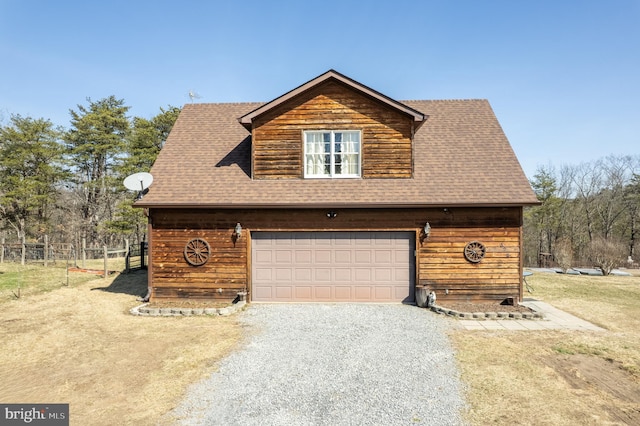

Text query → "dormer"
[238,70,426,180]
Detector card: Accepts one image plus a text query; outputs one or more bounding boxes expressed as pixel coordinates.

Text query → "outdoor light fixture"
[326,211,337,219]
[234,223,242,239]
[421,222,431,243]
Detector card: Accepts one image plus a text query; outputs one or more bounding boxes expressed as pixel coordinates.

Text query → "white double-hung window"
[304,130,361,178]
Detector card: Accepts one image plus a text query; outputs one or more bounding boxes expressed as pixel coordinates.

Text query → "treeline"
[524,155,640,273]
[0,96,180,249]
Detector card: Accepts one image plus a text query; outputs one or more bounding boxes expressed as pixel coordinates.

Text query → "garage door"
[251,232,415,303]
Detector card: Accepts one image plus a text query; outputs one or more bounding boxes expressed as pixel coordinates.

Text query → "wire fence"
[0,237,147,278]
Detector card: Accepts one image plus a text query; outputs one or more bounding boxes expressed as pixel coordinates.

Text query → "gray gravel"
[169,304,466,425]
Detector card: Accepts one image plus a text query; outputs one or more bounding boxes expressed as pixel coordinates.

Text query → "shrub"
[587,237,627,276]
[554,238,573,273]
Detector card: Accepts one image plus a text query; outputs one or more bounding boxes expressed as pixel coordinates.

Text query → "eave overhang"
[135,201,540,209]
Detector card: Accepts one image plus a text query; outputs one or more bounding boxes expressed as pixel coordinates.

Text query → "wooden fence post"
[103,246,108,278]
[125,239,130,273]
[44,234,48,267]
[82,237,86,268]
[1,237,4,264]
[21,236,26,266]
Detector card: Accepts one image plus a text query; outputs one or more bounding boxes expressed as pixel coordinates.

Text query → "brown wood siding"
[149,207,522,303]
[418,227,521,302]
[252,80,413,179]
[150,212,248,300]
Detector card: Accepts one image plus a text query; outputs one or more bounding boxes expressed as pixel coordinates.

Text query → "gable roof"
[137,99,538,208]
[238,69,427,131]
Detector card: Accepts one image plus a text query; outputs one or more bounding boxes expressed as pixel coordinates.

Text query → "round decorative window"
[464,241,486,263]
[184,238,211,266]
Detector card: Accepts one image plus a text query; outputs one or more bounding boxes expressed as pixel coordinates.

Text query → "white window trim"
[303,130,362,179]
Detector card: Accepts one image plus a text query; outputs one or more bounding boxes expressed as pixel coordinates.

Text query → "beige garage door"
[251,232,415,303]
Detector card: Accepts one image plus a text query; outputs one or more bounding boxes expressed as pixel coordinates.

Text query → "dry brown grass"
[450,271,640,425]
[3,261,639,424]
[0,268,242,425]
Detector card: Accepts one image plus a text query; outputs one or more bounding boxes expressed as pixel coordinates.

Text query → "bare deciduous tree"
[587,237,627,275]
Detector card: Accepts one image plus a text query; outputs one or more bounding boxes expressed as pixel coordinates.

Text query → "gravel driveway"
[170,304,466,425]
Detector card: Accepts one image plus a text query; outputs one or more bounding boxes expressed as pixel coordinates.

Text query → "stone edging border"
[130,301,247,317]
[429,304,545,320]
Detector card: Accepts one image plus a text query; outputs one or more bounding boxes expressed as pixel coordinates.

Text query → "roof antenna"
[123,172,154,200]
[188,90,202,102]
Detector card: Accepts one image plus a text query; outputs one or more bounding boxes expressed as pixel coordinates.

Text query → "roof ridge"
[183,99,488,107]
[402,99,488,102]
[185,101,265,106]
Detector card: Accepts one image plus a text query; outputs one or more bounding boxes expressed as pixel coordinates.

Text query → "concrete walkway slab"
[454,299,606,331]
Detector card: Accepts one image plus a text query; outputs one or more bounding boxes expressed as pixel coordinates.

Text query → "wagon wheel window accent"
[464,241,486,263]
[184,238,211,266]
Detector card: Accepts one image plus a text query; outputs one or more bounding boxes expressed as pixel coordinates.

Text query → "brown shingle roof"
[137,99,538,208]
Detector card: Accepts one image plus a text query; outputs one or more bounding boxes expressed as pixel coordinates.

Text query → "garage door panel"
[275,268,292,281]
[375,268,392,281]
[315,250,332,263]
[355,250,371,263]
[395,268,409,280]
[334,287,352,300]
[314,286,332,299]
[295,250,312,263]
[255,250,272,263]
[295,286,312,299]
[252,232,414,302]
[354,287,372,299]
[375,250,392,264]
[295,268,312,281]
[255,268,272,281]
[315,268,331,281]
[334,236,352,246]
[355,268,372,281]
[334,250,352,263]
[275,286,292,299]
[395,250,410,262]
[375,286,392,299]
[253,287,273,299]
[334,268,352,281]
[275,250,292,263]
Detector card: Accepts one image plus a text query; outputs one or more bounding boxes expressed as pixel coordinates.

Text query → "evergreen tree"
[118,105,180,176]
[106,106,181,243]
[0,115,67,239]
[65,96,130,246]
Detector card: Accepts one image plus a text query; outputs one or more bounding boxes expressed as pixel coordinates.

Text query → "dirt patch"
[452,331,640,425]
[439,301,533,313]
[547,354,640,424]
[0,271,243,425]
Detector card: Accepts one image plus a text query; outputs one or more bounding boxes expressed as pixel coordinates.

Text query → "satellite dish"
[188,89,202,102]
[124,172,153,199]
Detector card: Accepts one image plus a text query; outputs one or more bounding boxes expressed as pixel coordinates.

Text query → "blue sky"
[0,0,638,179]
